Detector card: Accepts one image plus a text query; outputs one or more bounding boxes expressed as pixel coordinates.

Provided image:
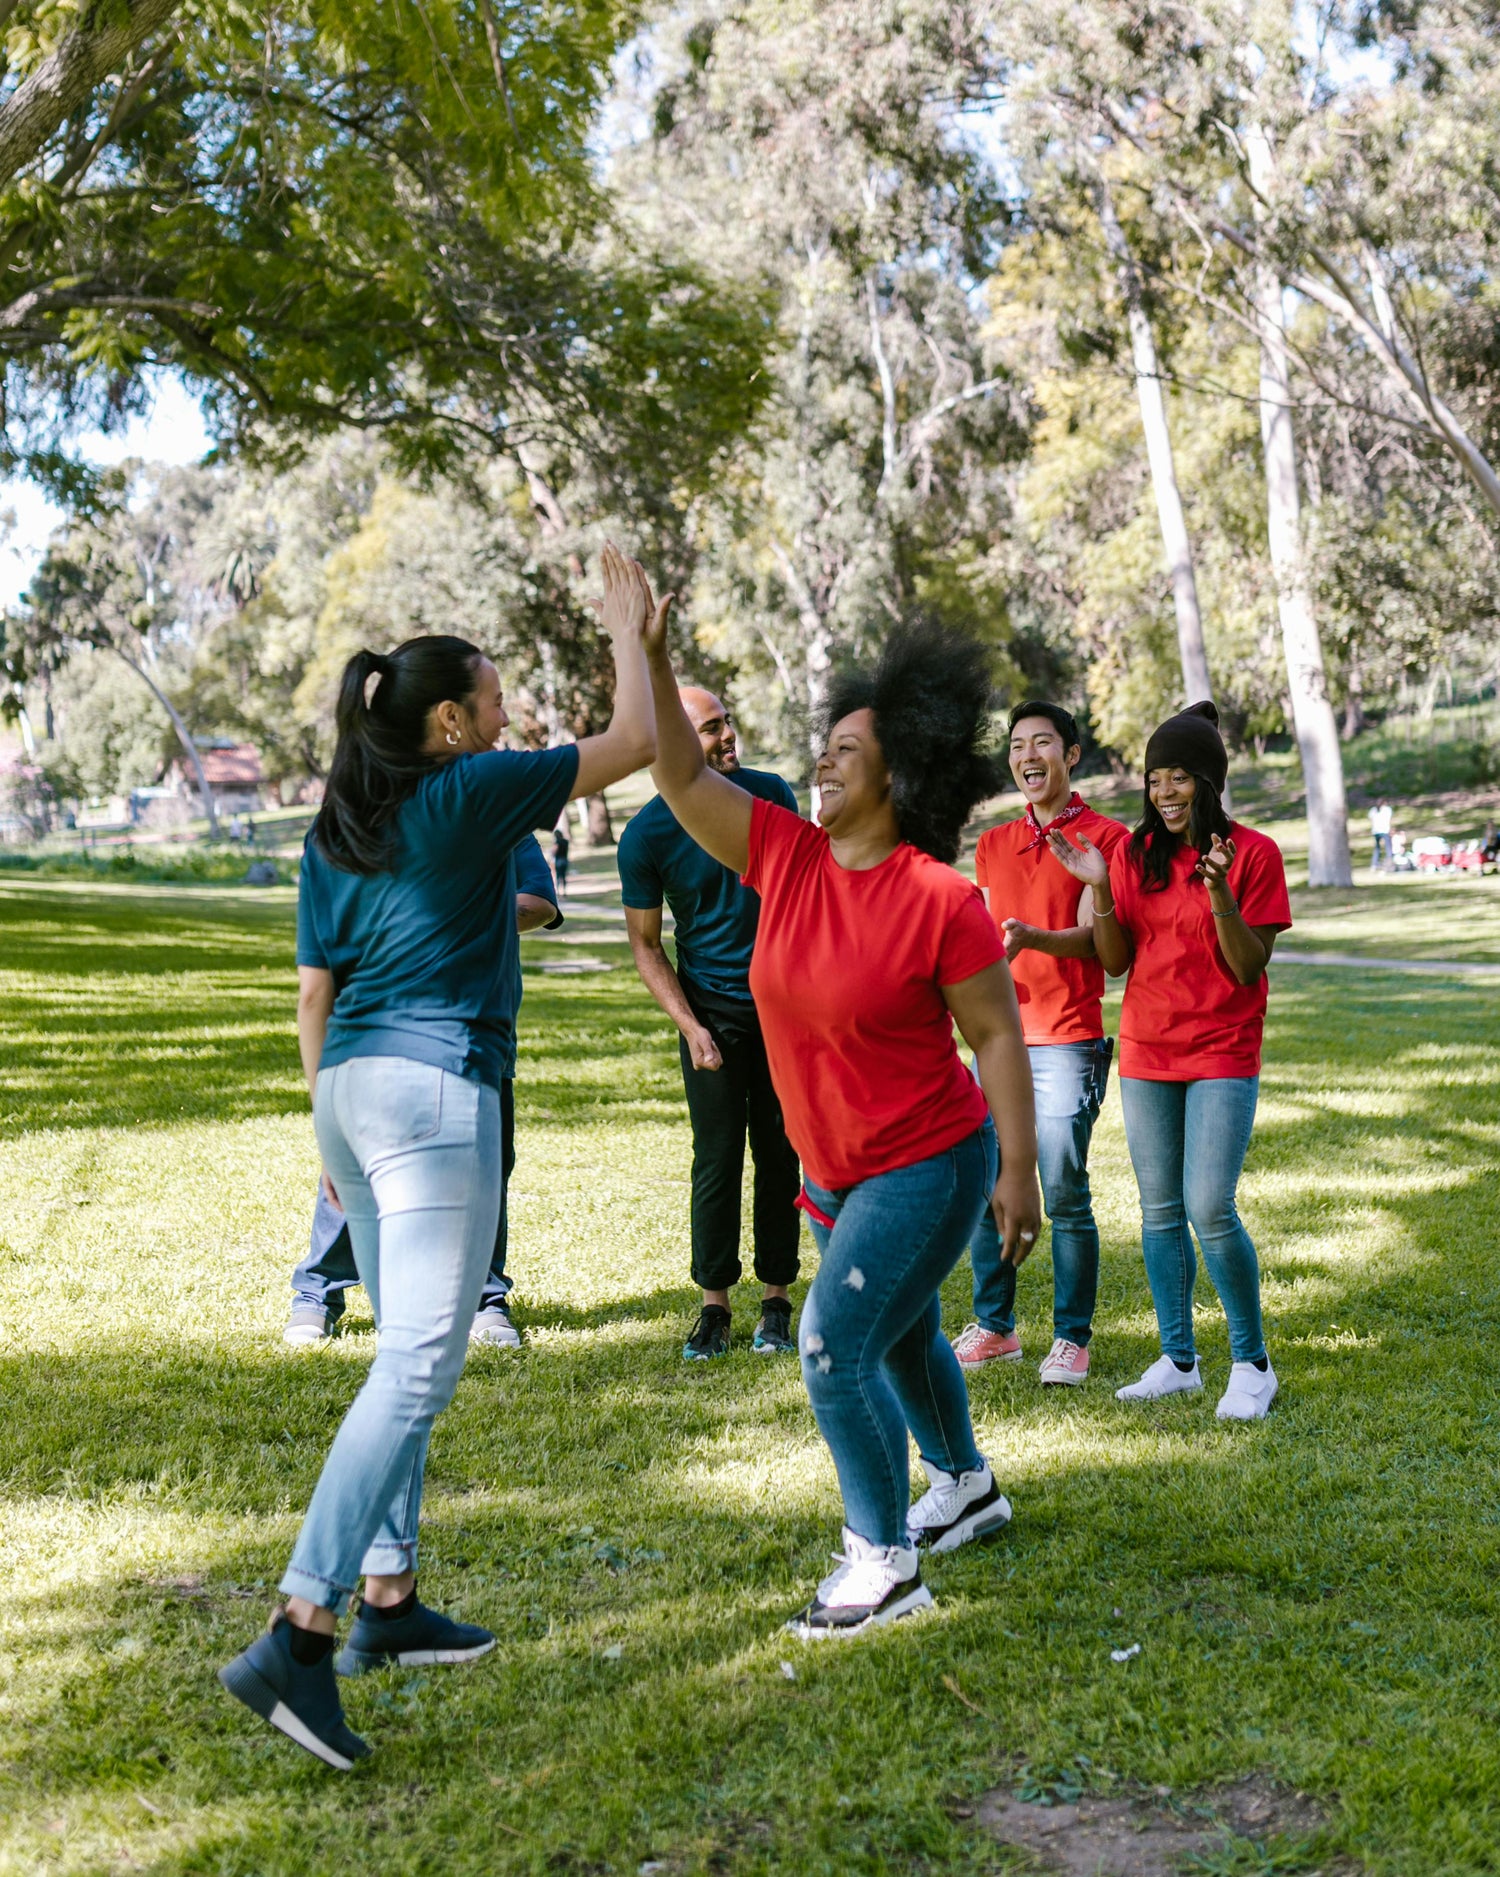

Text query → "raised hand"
[1045,827,1110,887]
[1194,832,1237,892]
[639,567,674,661]
[598,541,650,641]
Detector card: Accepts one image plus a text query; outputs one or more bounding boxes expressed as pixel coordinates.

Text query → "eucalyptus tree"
[621,0,1036,761]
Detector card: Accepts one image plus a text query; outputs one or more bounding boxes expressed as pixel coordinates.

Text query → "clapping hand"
[1000,917,1038,962]
[1194,833,1236,892]
[1045,828,1110,886]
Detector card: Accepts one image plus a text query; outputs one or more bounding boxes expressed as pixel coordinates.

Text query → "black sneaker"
[683,1304,732,1361]
[335,1598,496,1677]
[905,1460,1013,1553]
[787,1529,934,1640]
[753,1297,795,1355]
[218,1612,370,1769]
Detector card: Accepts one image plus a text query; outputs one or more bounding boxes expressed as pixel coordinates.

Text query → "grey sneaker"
[470,1301,522,1348]
[284,1302,337,1346]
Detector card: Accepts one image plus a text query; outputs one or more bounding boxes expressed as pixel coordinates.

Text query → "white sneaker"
[787,1529,933,1639]
[1216,1359,1278,1420]
[906,1460,1012,1553]
[1115,1354,1202,1402]
[469,1303,522,1349]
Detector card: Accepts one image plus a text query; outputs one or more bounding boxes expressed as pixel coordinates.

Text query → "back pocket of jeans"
[347,1058,446,1154]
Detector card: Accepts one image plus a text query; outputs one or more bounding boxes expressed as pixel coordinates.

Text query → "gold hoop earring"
[445,730,460,747]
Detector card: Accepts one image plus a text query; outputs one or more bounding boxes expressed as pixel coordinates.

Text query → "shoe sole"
[788,1583,934,1640]
[1039,1369,1088,1386]
[752,1340,795,1356]
[335,1637,497,1677]
[913,1495,1013,1555]
[469,1333,522,1348]
[954,1348,1023,1367]
[1115,1383,1202,1401]
[283,1328,332,1346]
[218,1658,359,1770]
[682,1348,730,1361]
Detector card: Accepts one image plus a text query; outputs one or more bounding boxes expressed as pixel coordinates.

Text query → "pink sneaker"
[951,1324,1023,1367]
[1038,1338,1090,1386]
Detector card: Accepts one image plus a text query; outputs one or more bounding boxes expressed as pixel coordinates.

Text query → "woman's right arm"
[1044,830,1132,975]
[640,583,754,876]
[571,546,658,799]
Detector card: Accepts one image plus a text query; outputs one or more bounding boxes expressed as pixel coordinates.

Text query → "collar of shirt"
[1020,792,1087,854]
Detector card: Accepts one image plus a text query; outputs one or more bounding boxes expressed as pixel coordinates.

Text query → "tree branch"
[0,0,186,189]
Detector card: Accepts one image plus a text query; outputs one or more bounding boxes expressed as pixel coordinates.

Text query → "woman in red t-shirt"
[1046,703,1291,1423]
[638,582,1041,1638]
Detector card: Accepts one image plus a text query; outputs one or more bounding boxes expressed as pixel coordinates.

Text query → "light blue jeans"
[801,1121,997,1548]
[281,1056,502,1612]
[969,1038,1112,1344]
[1119,1076,1266,1366]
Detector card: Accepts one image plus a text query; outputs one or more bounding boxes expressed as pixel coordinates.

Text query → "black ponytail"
[1127,773,1234,891]
[314,635,484,874]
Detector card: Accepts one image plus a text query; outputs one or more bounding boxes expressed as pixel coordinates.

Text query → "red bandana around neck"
[1020,791,1087,854]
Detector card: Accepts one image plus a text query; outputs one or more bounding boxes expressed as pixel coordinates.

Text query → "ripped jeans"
[800,1120,997,1548]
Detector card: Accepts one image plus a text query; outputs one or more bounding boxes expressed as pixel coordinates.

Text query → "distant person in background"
[1046,702,1291,1422]
[552,810,571,896]
[620,686,803,1359]
[1369,799,1394,870]
[283,832,561,1350]
[956,701,1128,1386]
[1482,820,1499,867]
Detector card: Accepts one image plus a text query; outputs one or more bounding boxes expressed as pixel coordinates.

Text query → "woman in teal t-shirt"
[219,546,660,1768]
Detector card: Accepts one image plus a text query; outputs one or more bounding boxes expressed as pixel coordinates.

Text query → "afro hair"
[819,620,1005,864]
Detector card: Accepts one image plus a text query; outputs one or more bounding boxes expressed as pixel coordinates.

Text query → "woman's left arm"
[1198,835,1278,984]
[944,963,1042,1266]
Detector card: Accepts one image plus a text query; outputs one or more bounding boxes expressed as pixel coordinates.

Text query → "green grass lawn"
[2,850,1499,1876]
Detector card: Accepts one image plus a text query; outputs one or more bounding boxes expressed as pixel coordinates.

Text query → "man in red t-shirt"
[955,701,1128,1386]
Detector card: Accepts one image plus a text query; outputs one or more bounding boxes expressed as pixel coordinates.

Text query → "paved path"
[1273,948,1500,979]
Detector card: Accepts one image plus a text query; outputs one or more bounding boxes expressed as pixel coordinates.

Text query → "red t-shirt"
[974,800,1130,1043]
[1109,822,1292,1080]
[744,797,1003,1189]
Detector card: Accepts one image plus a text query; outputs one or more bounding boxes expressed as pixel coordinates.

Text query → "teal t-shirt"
[617,765,798,1002]
[296,746,578,1087]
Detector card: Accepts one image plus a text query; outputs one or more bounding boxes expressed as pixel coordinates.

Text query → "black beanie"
[1143,700,1227,795]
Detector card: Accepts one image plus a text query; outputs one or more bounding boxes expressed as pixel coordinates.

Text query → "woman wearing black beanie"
[1044,703,1291,1420]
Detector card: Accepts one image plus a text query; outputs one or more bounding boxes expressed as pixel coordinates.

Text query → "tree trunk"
[0,0,185,189]
[108,645,220,835]
[1247,128,1351,887]
[1093,173,1213,707]
[584,793,614,846]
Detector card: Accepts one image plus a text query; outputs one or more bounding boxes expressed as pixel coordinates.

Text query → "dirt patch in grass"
[972,1775,1360,1875]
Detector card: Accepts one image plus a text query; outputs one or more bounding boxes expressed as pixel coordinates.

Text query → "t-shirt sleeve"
[465,746,580,862]
[743,793,815,896]
[1108,840,1138,937]
[936,886,1006,985]
[1236,833,1293,931]
[513,833,563,929]
[973,829,993,890]
[617,817,663,911]
[295,842,329,969]
[1094,817,1131,860]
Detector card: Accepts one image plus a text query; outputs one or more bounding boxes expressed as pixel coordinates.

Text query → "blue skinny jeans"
[281,1056,501,1612]
[969,1038,1112,1344]
[800,1120,996,1549]
[1118,1075,1266,1366]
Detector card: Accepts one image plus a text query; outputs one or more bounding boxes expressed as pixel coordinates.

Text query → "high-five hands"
[597,541,672,644]
[1044,827,1110,886]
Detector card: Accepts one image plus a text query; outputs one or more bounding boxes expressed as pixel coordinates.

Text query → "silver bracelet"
[1211,901,1239,919]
